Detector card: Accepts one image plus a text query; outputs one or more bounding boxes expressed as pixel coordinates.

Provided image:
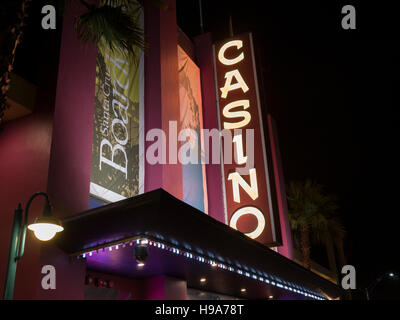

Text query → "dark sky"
[11,0,396,299]
[176,0,396,299]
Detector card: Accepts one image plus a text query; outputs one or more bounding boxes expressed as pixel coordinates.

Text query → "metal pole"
[365,288,370,300]
[2,193,52,300]
[198,0,204,34]
[229,14,234,37]
[366,275,385,300]
[3,204,23,300]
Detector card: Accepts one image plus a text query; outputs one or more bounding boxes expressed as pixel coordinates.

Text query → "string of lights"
[77,237,326,300]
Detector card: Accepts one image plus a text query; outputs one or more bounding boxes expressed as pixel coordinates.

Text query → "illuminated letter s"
[223,100,251,129]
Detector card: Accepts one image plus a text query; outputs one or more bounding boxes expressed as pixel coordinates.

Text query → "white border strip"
[212,44,228,225]
[90,182,127,203]
[138,7,145,195]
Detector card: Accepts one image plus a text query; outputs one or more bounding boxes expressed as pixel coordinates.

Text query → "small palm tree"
[74,0,147,58]
[287,179,346,280]
[0,0,165,126]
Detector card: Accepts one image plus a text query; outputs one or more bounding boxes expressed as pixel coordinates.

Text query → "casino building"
[0,1,341,300]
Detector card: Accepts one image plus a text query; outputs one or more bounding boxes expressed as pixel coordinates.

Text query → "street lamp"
[3,192,63,300]
[365,272,398,300]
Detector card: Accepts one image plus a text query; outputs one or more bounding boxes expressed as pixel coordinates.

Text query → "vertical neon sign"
[213,33,280,245]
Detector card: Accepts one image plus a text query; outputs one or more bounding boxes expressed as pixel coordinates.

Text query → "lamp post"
[365,272,397,300]
[3,192,64,300]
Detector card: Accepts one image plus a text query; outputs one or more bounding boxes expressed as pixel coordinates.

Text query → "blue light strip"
[78,237,326,300]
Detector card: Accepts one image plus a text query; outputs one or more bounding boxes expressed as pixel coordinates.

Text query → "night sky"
[12,0,396,299]
[177,0,396,299]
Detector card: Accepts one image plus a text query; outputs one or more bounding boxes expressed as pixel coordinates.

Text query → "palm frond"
[137,0,168,10]
[75,1,145,60]
[287,179,346,245]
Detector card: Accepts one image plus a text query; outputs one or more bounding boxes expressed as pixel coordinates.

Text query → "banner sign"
[213,33,280,245]
[90,6,144,203]
[178,46,208,213]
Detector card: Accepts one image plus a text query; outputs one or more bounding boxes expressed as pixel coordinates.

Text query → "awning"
[55,189,342,300]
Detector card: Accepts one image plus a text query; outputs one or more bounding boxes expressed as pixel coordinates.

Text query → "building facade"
[0,0,340,300]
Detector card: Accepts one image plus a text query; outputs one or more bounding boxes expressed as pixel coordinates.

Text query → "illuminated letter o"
[218,40,244,66]
[229,206,265,239]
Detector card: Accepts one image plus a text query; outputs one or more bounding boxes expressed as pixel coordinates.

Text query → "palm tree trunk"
[335,238,346,270]
[300,224,311,269]
[326,233,338,283]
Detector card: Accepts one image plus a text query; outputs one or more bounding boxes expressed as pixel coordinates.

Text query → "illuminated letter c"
[218,40,244,66]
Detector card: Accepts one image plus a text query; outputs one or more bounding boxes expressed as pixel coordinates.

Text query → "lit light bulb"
[28,223,64,241]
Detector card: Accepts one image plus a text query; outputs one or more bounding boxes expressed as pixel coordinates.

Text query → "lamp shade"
[28,216,64,241]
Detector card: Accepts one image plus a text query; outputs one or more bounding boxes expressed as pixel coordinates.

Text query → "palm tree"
[0,0,165,126]
[74,0,148,58]
[287,179,346,282]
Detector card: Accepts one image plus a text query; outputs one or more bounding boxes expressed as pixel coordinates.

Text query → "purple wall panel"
[0,111,52,299]
[46,2,97,218]
[144,0,183,200]
[144,3,163,193]
[38,1,97,299]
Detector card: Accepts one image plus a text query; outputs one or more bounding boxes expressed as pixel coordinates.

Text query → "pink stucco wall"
[144,0,183,200]
[194,33,226,224]
[0,110,53,299]
[36,0,97,299]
